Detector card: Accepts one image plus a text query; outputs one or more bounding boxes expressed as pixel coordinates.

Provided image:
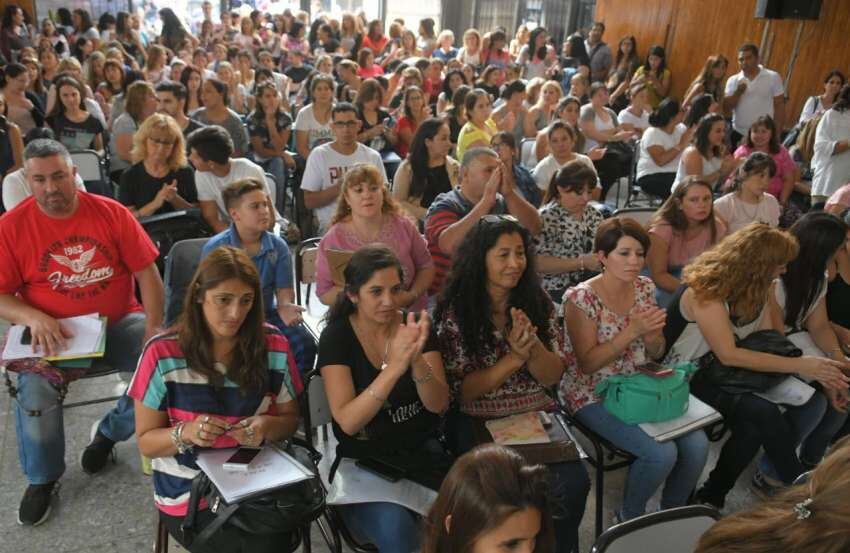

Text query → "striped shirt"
[424,188,506,294]
[127,326,302,516]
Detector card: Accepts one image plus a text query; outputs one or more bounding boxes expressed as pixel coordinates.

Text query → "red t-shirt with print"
[0,192,159,324]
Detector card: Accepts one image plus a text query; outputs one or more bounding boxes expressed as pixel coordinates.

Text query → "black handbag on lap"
[181,442,325,548]
[697,329,802,395]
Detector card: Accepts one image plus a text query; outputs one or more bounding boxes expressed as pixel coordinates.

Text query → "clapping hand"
[156,180,179,206]
[384,312,430,374]
[588,146,607,161]
[507,308,539,362]
[627,306,666,340]
[481,164,502,207]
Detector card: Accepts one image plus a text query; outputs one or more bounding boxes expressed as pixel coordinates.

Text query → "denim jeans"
[575,401,709,520]
[335,502,421,553]
[255,156,286,209]
[758,391,840,478]
[691,376,826,503]
[14,312,146,484]
[265,311,317,377]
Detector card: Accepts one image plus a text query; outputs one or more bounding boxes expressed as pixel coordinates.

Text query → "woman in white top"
[456,29,482,67]
[714,152,781,232]
[579,83,634,200]
[662,223,846,510]
[760,212,850,485]
[293,74,335,159]
[636,98,690,200]
[811,85,850,204]
[675,113,738,192]
[532,121,601,193]
[798,70,846,125]
[617,84,651,138]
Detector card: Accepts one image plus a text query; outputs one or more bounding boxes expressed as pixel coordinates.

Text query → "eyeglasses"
[333,120,359,128]
[148,137,176,146]
[479,214,520,226]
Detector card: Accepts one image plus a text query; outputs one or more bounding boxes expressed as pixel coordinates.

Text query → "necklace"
[738,194,760,220]
[352,315,394,371]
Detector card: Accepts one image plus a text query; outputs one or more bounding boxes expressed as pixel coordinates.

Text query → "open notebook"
[2,313,106,362]
[196,444,313,503]
[639,395,723,443]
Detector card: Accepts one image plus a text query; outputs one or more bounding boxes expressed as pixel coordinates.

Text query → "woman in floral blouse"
[535,160,604,308]
[434,215,589,553]
[561,217,708,521]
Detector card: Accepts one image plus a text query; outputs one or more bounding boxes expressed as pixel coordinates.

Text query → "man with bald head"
[0,139,164,526]
[424,147,542,294]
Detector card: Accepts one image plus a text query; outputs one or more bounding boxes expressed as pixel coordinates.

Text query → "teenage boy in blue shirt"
[201,178,316,374]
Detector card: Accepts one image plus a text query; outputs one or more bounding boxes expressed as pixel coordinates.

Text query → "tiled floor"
[0,292,766,553]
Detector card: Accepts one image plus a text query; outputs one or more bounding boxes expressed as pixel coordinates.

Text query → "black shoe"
[693,484,725,511]
[17,482,59,526]
[80,425,116,474]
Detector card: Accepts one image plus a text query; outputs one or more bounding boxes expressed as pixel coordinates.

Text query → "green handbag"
[594,363,698,425]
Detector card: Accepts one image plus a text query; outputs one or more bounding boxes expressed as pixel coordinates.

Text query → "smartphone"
[638,362,674,378]
[222,447,262,471]
[355,457,405,482]
[21,326,32,345]
[384,117,397,129]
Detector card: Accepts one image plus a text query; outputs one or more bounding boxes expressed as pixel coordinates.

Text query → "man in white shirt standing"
[301,103,387,234]
[187,125,277,233]
[724,43,785,146]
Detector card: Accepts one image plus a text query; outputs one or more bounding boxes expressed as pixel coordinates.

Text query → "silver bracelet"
[412,361,434,385]
[170,421,192,454]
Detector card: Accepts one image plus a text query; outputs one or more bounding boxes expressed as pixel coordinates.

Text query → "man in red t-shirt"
[0,140,164,526]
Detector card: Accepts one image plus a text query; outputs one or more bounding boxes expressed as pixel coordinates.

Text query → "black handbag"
[697,329,802,395]
[181,442,326,548]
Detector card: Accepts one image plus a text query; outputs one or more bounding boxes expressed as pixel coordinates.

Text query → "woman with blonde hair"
[528,80,562,132]
[143,44,168,85]
[118,113,197,218]
[109,80,158,179]
[315,163,435,309]
[509,25,530,60]
[663,223,849,510]
[457,28,482,68]
[696,436,850,553]
[683,55,729,108]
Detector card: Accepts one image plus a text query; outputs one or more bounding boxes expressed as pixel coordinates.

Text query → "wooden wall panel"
[594,0,850,130]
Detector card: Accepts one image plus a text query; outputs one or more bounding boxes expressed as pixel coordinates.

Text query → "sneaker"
[80,422,116,475]
[17,482,59,526]
[751,470,784,500]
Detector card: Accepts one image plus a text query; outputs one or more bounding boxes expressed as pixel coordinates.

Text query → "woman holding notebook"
[434,215,589,553]
[315,163,435,310]
[129,247,303,553]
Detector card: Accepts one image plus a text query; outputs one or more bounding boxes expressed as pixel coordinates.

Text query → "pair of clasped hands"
[182,415,267,448]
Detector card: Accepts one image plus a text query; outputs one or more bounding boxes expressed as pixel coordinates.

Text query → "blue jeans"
[758,390,833,479]
[14,312,146,484]
[575,401,709,520]
[266,311,317,377]
[640,267,681,308]
[801,406,849,465]
[255,156,286,209]
[335,502,421,553]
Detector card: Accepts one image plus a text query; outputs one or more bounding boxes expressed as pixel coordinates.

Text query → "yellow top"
[456,118,499,162]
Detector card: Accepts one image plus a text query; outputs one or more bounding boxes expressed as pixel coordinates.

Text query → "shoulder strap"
[180,471,211,545]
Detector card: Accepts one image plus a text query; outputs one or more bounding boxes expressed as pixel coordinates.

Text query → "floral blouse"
[560,276,658,413]
[534,202,604,303]
[435,305,562,418]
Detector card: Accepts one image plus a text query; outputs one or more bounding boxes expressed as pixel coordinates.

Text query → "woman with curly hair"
[315,163,434,309]
[696,436,850,553]
[434,215,589,553]
[663,223,849,509]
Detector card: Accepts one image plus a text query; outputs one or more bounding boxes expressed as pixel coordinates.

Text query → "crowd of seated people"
[2,5,850,553]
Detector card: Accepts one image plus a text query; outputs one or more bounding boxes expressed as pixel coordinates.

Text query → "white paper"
[755,375,816,406]
[323,457,437,516]
[640,395,723,443]
[2,313,104,360]
[196,445,313,503]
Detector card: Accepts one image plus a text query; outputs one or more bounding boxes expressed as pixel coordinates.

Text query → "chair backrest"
[613,207,657,227]
[70,150,104,181]
[163,237,210,326]
[590,505,720,553]
[520,138,537,168]
[264,172,278,207]
[304,370,333,431]
[294,237,322,304]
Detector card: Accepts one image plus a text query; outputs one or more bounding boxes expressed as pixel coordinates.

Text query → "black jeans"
[593,151,631,201]
[160,509,297,553]
[446,410,590,553]
[690,375,808,504]
[636,172,676,201]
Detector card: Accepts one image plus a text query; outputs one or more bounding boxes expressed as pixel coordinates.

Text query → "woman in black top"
[354,77,397,154]
[317,246,450,553]
[118,113,197,218]
[392,118,459,221]
[445,85,471,148]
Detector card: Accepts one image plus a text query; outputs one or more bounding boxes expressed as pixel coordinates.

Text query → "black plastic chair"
[162,238,210,326]
[139,209,211,276]
[590,505,721,553]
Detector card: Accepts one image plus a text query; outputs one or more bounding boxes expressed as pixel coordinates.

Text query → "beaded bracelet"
[170,421,193,454]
